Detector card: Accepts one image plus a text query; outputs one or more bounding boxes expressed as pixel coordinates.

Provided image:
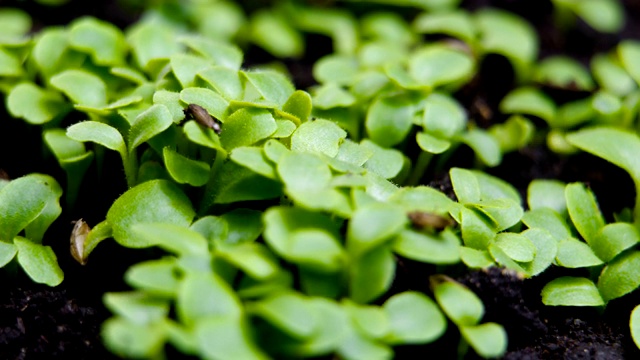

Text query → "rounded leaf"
[460,323,507,358]
[106,180,195,247]
[7,82,66,124]
[163,147,210,186]
[14,237,63,286]
[366,94,415,148]
[542,277,604,306]
[50,69,107,107]
[383,291,446,344]
[409,45,473,87]
[67,121,126,155]
[591,223,640,262]
[347,204,407,256]
[433,279,484,326]
[598,250,640,302]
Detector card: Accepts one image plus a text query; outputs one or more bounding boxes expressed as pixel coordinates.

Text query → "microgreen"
[0,174,63,286]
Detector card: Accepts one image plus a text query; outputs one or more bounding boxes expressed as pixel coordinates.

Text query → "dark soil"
[2,0,640,359]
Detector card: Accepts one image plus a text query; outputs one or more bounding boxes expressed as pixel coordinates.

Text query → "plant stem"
[198,149,228,215]
[406,151,433,186]
[123,151,138,188]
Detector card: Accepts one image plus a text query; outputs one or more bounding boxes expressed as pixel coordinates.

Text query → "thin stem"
[406,151,433,186]
[123,150,138,188]
[198,149,228,215]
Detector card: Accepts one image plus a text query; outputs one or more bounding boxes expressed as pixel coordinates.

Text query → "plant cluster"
[2,0,640,358]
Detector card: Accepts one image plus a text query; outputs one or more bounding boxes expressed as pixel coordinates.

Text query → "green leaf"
[592,53,636,96]
[128,104,174,151]
[598,250,640,301]
[163,147,210,186]
[0,175,55,241]
[282,90,312,123]
[521,228,558,277]
[220,108,277,150]
[392,229,460,264]
[361,140,405,179]
[534,56,594,90]
[489,115,535,152]
[475,8,537,77]
[50,69,107,107]
[389,186,456,214]
[450,167,481,203]
[180,87,229,121]
[67,121,126,156]
[522,208,571,241]
[102,317,167,358]
[198,67,243,100]
[313,54,359,85]
[413,10,476,44]
[278,152,332,191]
[422,93,466,139]
[209,162,282,204]
[312,83,356,110]
[104,292,169,325]
[383,291,446,344]
[125,258,180,296]
[196,316,268,360]
[0,47,23,77]
[263,207,343,272]
[458,208,496,250]
[153,90,183,123]
[527,179,567,214]
[14,237,63,286]
[459,323,507,358]
[344,301,389,340]
[347,204,407,256]
[230,146,276,179]
[409,45,474,88]
[575,0,624,33]
[177,272,242,326]
[250,9,303,58]
[349,245,396,303]
[7,82,66,124]
[216,243,279,280]
[291,119,347,157]
[366,94,416,148]
[250,292,317,339]
[69,17,126,66]
[127,21,180,72]
[619,40,640,86]
[131,223,209,256]
[459,247,494,268]
[631,305,640,349]
[541,277,604,306]
[556,238,604,268]
[287,298,348,356]
[171,53,212,88]
[565,183,605,245]
[458,129,502,167]
[219,208,263,246]
[106,180,195,247]
[567,127,640,183]
[494,232,536,262]
[500,87,556,124]
[337,326,392,360]
[180,35,243,70]
[243,70,295,106]
[433,279,484,326]
[183,120,223,150]
[591,223,640,262]
[0,241,17,267]
[0,8,31,38]
[416,132,451,154]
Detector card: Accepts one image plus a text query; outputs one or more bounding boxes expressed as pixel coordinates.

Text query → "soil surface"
[2,0,640,359]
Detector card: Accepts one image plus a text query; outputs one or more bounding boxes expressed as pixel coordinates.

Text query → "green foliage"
[0,174,63,285]
[5,0,640,357]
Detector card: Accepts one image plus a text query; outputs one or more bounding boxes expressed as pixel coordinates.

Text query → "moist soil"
[2,0,640,359]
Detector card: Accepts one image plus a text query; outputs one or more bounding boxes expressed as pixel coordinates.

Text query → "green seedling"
[0,174,64,286]
[432,276,507,358]
[552,0,624,34]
